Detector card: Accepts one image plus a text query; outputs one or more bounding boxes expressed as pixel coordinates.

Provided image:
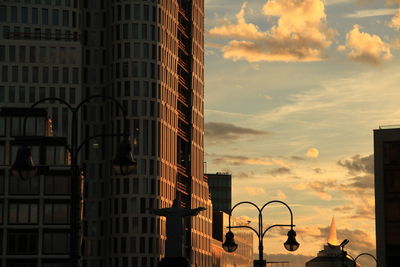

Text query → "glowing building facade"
[1,0,211,266]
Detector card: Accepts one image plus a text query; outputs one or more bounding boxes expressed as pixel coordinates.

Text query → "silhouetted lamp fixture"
[112,139,137,175]
[11,145,37,180]
[222,231,238,253]
[284,229,300,251]
[340,239,349,248]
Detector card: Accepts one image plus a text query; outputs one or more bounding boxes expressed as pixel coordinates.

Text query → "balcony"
[177,163,189,177]
[176,181,189,195]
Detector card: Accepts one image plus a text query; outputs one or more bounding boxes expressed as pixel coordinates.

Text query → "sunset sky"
[203,0,400,266]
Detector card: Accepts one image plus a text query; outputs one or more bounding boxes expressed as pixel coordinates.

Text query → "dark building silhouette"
[206,172,232,214]
[374,127,400,267]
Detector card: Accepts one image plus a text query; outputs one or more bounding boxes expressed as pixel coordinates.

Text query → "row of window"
[4,229,69,254]
[110,3,156,23]
[3,26,80,42]
[0,45,79,65]
[0,86,76,105]
[0,175,70,195]
[113,61,156,79]
[1,66,80,84]
[0,6,78,27]
[1,0,75,7]
[112,23,157,41]
[4,202,70,224]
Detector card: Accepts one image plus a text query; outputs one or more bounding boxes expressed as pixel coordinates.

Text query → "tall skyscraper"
[0,0,211,266]
[374,127,400,267]
[206,172,232,214]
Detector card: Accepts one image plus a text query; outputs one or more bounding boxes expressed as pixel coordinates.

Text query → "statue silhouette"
[152,199,206,258]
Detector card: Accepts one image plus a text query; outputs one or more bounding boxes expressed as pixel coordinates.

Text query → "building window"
[9,202,38,224]
[9,175,40,195]
[52,9,59,25]
[19,86,25,103]
[11,6,17,22]
[42,8,49,24]
[44,202,70,224]
[62,10,69,26]
[43,231,70,254]
[22,7,28,24]
[45,175,70,195]
[7,229,38,255]
[32,8,38,24]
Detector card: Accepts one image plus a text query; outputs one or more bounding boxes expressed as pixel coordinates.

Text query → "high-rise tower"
[374,127,400,267]
[0,0,211,266]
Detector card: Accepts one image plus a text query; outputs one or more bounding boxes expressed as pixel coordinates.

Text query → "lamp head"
[284,229,300,252]
[11,145,37,180]
[222,231,238,253]
[112,139,137,175]
[340,239,349,248]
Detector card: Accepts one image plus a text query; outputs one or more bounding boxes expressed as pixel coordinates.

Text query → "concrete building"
[0,107,72,266]
[0,0,211,266]
[374,127,400,267]
[211,211,253,267]
[206,172,232,214]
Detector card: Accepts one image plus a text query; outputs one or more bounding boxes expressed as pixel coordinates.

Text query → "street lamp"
[222,200,299,267]
[10,95,136,267]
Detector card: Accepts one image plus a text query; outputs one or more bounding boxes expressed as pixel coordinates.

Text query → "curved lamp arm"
[228,201,261,231]
[75,94,128,134]
[260,200,294,227]
[23,97,74,146]
[354,253,377,263]
[76,133,128,154]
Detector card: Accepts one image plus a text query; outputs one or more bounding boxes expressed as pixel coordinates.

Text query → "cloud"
[208,3,266,40]
[291,156,306,161]
[307,148,319,158]
[337,154,374,175]
[208,0,336,62]
[313,168,323,174]
[389,9,400,30]
[291,179,337,200]
[386,0,400,5]
[339,25,392,65]
[345,8,398,18]
[244,186,266,196]
[212,154,290,168]
[266,167,291,176]
[205,121,268,143]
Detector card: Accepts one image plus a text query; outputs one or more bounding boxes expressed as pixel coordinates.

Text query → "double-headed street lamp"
[10,95,137,267]
[222,200,300,267]
[340,239,377,266]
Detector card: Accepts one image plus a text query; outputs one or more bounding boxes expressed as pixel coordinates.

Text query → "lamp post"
[10,95,137,267]
[222,200,299,267]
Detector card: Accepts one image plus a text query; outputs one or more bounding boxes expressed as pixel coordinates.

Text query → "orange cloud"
[209,0,335,62]
[244,186,266,196]
[208,3,266,40]
[339,25,392,65]
[389,9,400,30]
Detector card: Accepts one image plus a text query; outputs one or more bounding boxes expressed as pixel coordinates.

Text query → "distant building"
[211,211,253,267]
[374,127,400,267]
[0,107,72,266]
[306,217,357,267]
[206,172,232,213]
